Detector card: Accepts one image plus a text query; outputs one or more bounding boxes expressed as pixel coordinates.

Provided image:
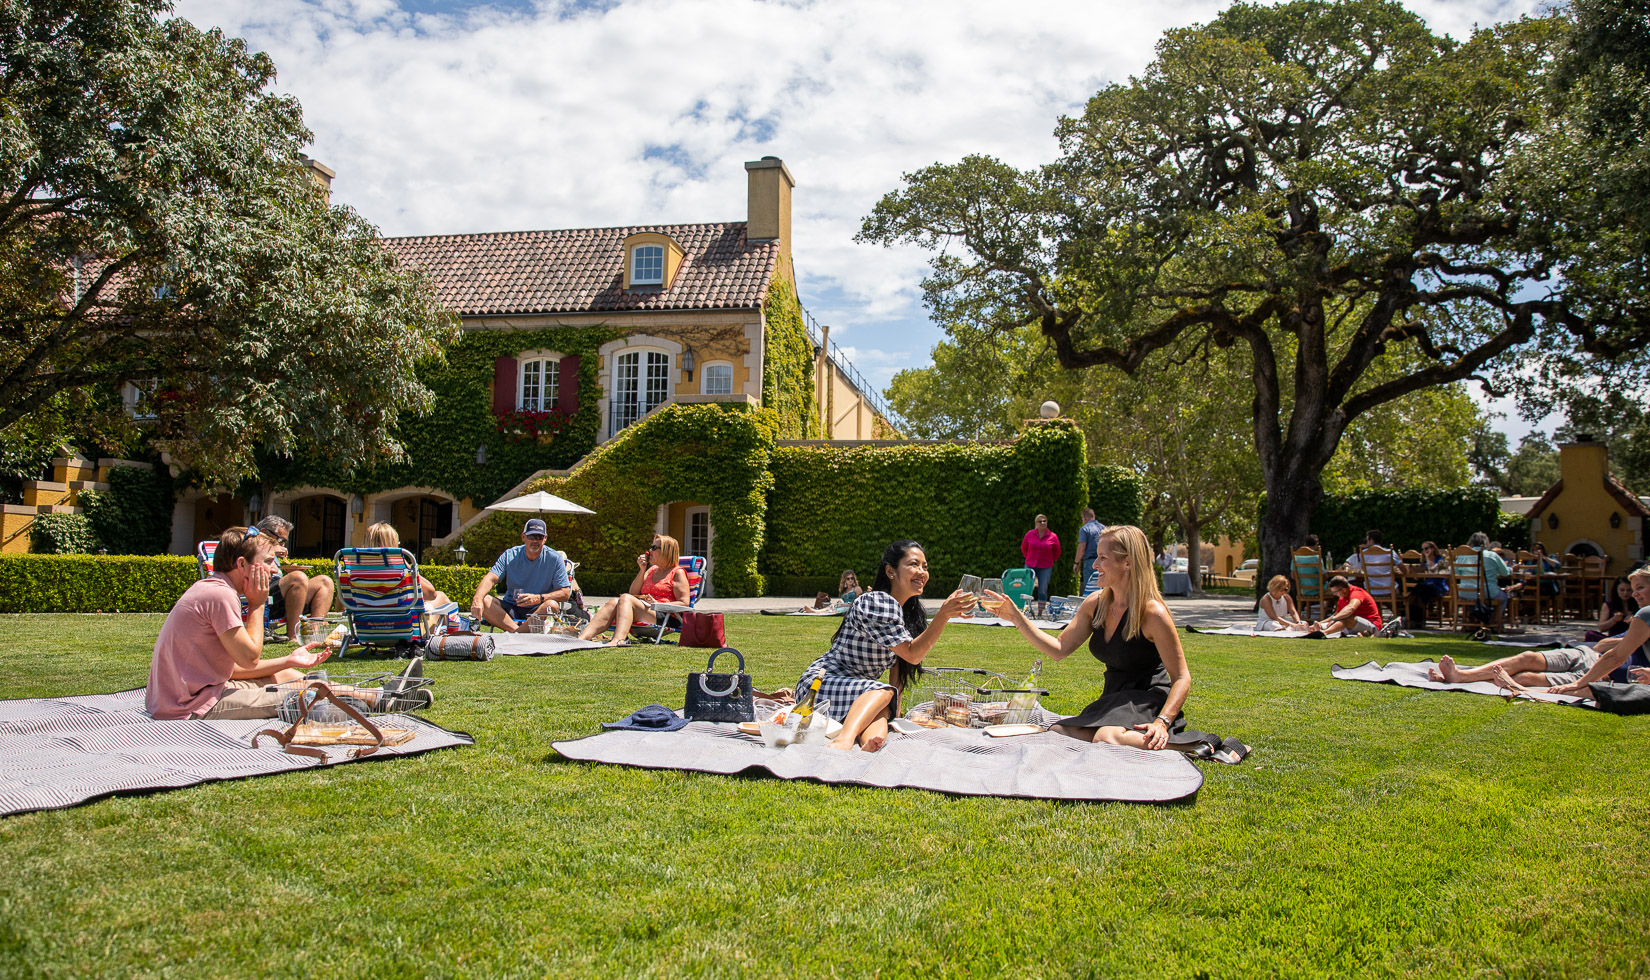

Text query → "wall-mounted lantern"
[1611,511,1623,529]
[1547,512,1560,531]
[476,444,487,466]
[682,347,696,382]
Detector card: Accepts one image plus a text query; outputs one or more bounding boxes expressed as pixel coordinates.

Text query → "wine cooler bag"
[678,612,726,648]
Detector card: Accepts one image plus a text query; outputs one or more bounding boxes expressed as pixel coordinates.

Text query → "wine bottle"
[1010,659,1043,712]
[792,674,824,720]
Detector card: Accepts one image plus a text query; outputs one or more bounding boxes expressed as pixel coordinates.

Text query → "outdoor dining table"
[1161,570,1192,595]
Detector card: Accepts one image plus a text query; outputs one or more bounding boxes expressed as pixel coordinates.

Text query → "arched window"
[631,245,665,286]
[701,361,734,395]
[518,354,561,411]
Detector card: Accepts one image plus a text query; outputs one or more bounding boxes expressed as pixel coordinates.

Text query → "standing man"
[254,515,335,641]
[1073,508,1106,597]
[469,519,571,632]
[146,526,331,720]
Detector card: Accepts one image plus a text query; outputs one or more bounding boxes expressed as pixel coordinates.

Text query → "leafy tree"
[0,0,458,487]
[1503,433,1561,497]
[861,0,1650,585]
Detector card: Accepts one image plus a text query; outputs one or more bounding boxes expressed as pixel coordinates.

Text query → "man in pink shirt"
[146,526,332,720]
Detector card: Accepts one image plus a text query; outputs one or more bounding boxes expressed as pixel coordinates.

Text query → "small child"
[1256,574,1307,632]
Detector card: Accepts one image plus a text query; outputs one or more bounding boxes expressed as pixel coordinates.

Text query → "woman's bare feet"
[1429,654,1461,682]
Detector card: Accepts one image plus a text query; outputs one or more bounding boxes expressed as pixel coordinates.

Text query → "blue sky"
[175,0,1552,440]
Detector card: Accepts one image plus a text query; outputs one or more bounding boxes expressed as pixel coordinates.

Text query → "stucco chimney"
[745,157,794,275]
[1559,439,1607,486]
[299,153,336,206]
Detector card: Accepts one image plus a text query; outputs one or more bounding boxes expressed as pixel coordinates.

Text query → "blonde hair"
[1090,525,1165,641]
[654,533,681,568]
[364,522,401,549]
[1267,574,1291,592]
[839,569,859,592]
[1629,568,1650,588]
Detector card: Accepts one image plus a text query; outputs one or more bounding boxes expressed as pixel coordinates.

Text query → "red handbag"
[678,611,726,648]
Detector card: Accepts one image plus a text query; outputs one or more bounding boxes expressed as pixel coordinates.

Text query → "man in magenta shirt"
[146,526,332,720]
[1310,575,1384,637]
[1020,513,1062,603]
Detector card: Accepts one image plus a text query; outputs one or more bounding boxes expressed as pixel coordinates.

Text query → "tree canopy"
[862,0,1650,579]
[0,0,458,487]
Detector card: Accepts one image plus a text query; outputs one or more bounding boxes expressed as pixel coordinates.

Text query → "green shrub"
[763,419,1089,595]
[0,554,199,612]
[1496,511,1532,551]
[80,464,175,555]
[1306,487,1503,558]
[1087,464,1144,527]
[29,514,97,555]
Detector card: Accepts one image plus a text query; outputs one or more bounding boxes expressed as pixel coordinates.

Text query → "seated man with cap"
[468,519,571,632]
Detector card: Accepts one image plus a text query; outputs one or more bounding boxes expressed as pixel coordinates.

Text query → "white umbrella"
[484,490,596,516]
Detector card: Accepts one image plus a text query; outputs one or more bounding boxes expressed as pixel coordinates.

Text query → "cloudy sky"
[174,0,1548,433]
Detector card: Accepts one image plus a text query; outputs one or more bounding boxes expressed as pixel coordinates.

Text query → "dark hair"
[1327,575,1351,591]
[833,539,928,691]
[213,526,272,573]
[1305,534,1320,548]
[1364,529,1384,546]
[1607,577,1638,616]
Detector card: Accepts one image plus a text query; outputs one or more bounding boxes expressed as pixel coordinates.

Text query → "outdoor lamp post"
[454,542,468,566]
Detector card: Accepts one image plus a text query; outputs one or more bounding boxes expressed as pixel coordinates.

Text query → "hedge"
[427,403,778,597]
[29,514,97,555]
[1087,464,1144,527]
[1302,486,1504,559]
[0,555,481,615]
[762,419,1089,597]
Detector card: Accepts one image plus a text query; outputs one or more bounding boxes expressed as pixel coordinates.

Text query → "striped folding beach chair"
[334,547,448,657]
[639,555,707,644]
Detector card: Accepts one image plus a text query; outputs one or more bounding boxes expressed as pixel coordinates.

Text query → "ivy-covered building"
[163,156,895,576]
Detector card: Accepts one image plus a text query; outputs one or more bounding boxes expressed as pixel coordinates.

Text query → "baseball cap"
[523,518,547,537]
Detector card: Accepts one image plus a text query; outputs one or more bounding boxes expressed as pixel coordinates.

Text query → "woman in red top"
[578,533,691,646]
[1310,575,1383,637]
[1020,514,1062,602]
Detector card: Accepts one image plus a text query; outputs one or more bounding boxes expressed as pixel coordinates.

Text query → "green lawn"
[0,614,1645,979]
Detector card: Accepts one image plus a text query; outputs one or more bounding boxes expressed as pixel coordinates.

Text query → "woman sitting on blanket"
[1256,575,1308,632]
[578,533,690,646]
[364,522,452,632]
[796,540,975,752]
[1432,568,1650,696]
[803,569,863,613]
[982,524,1191,750]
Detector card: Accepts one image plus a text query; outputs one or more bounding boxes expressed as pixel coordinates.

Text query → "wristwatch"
[1154,714,1172,727]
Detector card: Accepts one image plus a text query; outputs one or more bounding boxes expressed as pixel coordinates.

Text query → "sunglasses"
[648,543,662,551]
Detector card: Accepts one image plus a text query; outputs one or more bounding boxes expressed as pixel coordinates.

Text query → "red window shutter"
[493,356,517,416]
[558,355,580,416]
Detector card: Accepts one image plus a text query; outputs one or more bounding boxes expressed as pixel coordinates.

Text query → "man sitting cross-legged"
[1309,575,1384,637]
[1429,568,1650,697]
[468,519,571,632]
[146,526,333,720]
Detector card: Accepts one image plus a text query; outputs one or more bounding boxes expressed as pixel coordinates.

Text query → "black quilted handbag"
[683,647,755,722]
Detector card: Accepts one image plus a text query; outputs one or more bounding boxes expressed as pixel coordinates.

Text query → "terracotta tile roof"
[382,222,778,316]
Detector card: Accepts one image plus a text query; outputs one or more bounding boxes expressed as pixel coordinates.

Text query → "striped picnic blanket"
[0,688,473,817]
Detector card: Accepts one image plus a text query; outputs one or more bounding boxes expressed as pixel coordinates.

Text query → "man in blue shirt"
[468,519,571,632]
[1072,508,1106,597]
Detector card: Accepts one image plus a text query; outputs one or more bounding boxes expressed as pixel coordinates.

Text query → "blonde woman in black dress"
[983,524,1191,749]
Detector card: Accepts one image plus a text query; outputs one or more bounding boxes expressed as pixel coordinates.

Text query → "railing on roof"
[799,305,899,430]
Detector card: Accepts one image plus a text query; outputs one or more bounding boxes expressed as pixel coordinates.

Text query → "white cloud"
[173,0,1545,388]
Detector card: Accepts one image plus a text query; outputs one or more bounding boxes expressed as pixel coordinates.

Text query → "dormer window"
[631,245,664,286]
[621,232,685,289]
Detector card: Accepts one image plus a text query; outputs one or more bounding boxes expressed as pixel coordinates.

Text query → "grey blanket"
[491,633,606,656]
[0,688,475,818]
[1330,660,1593,706]
[552,720,1204,803]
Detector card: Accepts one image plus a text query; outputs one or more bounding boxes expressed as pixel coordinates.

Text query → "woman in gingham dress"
[796,540,976,751]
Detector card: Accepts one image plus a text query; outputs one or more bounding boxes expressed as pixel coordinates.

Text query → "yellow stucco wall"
[1531,442,1642,575]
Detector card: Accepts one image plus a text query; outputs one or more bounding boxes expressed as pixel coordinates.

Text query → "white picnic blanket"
[1330,660,1593,706]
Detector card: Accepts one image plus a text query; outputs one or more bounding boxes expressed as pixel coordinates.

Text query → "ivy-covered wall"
[427,403,779,597]
[82,465,175,555]
[257,325,618,504]
[1087,465,1144,527]
[760,280,820,440]
[762,420,1089,597]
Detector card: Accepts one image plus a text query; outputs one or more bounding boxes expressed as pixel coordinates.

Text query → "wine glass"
[981,578,1005,616]
[958,575,983,616]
